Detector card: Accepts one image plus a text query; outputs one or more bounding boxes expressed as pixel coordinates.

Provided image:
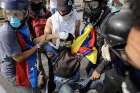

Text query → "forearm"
[95,60,109,73]
[34,34,57,45]
[13,46,38,62]
[45,34,57,41]
[75,29,79,38]
[75,20,80,38]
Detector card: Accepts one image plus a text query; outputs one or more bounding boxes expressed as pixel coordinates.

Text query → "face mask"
[59,31,69,40]
[10,16,21,28]
[59,10,73,20]
[58,5,72,16]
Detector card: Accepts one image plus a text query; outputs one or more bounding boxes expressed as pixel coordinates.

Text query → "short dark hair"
[129,0,140,27]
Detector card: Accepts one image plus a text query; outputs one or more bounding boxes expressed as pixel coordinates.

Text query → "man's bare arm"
[13,46,38,62]
[75,20,81,38]
[33,18,58,45]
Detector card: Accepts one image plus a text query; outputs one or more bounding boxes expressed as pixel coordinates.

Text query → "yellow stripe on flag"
[86,47,97,64]
[71,24,93,54]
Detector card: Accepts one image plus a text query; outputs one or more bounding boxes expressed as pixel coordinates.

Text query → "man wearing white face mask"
[34,0,80,92]
[34,0,80,60]
[49,0,80,38]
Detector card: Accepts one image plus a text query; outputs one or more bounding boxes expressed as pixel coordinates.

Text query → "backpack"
[53,48,81,78]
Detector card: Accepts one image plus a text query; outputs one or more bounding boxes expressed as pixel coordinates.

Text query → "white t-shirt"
[50,9,79,36]
[50,0,57,9]
[49,9,80,49]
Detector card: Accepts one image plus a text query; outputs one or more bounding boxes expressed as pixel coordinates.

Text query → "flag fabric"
[71,24,97,64]
[16,25,38,88]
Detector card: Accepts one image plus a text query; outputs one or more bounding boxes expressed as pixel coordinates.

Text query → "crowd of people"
[0,0,140,93]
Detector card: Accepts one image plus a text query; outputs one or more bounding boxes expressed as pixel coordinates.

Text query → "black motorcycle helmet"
[102,8,134,48]
[83,0,110,26]
[0,0,29,11]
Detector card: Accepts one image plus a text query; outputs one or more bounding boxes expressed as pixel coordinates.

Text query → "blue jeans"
[54,71,80,93]
[59,84,74,93]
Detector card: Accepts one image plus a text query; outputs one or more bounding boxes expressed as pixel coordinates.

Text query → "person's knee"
[59,84,74,93]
